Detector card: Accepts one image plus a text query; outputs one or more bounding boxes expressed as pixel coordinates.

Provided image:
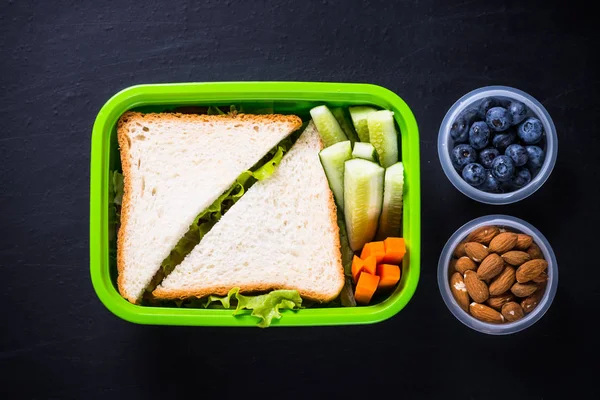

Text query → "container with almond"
[438,215,558,335]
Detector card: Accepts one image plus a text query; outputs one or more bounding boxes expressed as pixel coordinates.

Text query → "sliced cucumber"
[352,142,377,161]
[377,162,404,240]
[310,105,347,147]
[319,141,352,212]
[331,107,359,144]
[349,106,377,142]
[344,159,385,251]
[367,110,399,168]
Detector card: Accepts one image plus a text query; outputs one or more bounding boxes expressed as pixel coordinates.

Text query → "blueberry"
[491,155,515,182]
[478,97,500,119]
[450,108,479,143]
[479,147,500,169]
[525,145,545,169]
[511,167,532,188]
[505,144,528,167]
[462,163,486,187]
[469,121,491,150]
[480,169,501,193]
[451,144,477,171]
[492,129,518,151]
[518,117,543,144]
[508,100,528,125]
[486,107,513,132]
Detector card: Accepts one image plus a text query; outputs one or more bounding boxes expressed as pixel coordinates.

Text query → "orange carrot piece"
[362,255,377,275]
[382,237,406,264]
[376,264,401,289]
[351,255,365,283]
[360,241,385,262]
[354,272,380,305]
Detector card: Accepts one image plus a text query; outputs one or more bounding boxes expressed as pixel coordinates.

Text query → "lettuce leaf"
[112,171,124,206]
[204,287,302,328]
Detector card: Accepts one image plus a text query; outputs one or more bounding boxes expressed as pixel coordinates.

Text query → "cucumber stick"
[377,162,405,239]
[367,110,399,168]
[349,106,377,142]
[331,107,359,144]
[352,142,377,161]
[310,105,347,147]
[344,159,385,251]
[319,141,352,212]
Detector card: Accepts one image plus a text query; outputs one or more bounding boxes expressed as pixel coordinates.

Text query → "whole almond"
[464,270,489,303]
[521,285,545,313]
[470,302,505,323]
[477,253,505,280]
[515,234,533,250]
[489,232,518,254]
[486,292,515,310]
[464,242,489,262]
[489,265,516,296]
[516,259,548,283]
[466,225,499,245]
[533,271,548,283]
[502,250,531,266]
[455,256,477,274]
[511,282,538,297]
[449,258,457,273]
[527,242,544,260]
[453,242,467,258]
[450,272,470,312]
[502,301,525,322]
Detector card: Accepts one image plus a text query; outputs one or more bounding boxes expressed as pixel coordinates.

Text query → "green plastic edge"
[90,82,421,327]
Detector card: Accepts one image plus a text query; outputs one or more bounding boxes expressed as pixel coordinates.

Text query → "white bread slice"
[153,121,345,302]
[117,111,302,303]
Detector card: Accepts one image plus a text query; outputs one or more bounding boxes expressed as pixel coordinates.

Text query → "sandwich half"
[117,111,302,303]
[153,121,345,302]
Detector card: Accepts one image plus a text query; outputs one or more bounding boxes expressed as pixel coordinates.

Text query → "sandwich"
[116,111,302,303]
[153,121,345,302]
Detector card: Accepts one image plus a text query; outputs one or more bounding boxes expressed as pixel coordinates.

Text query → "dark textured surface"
[1,0,598,398]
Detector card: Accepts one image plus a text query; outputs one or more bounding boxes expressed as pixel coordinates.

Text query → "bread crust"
[116,111,302,303]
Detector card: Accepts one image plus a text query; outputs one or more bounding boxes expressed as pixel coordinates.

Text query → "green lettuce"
[204,287,302,328]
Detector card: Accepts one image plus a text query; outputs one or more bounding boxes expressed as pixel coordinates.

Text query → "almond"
[486,292,515,310]
[453,242,467,258]
[489,265,516,296]
[464,270,489,303]
[464,242,489,262]
[516,259,548,283]
[533,271,548,283]
[527,242,544,260]
[511,282,538,297]
[515,234,533,250]
[469,302,504,323]
[449,258,457,273]
[477,253,505,280]
[455,256,477,274]
[466,225,499,245]
[521,285,545,313]
[501,250,531,266]
[488,232,518,254]
[450,272,470,312]
[501,301,525,322]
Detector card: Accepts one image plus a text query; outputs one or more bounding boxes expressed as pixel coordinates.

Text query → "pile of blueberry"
[449,97,546,193]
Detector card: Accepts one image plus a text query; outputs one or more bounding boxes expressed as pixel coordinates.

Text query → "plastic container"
[90,82,421,327]
[438,86,558,205]
[438,215,558,335]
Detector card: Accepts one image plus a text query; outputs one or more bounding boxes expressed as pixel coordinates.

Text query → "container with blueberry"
[449,97,546,193]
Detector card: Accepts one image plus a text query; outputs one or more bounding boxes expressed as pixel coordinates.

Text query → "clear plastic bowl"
[438,215,558,335]
[438,86,558,205]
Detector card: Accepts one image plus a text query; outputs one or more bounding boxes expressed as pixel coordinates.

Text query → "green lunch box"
[90,82,421,326]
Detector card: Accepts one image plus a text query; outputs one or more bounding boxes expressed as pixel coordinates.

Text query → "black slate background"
[1,0,598,398]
